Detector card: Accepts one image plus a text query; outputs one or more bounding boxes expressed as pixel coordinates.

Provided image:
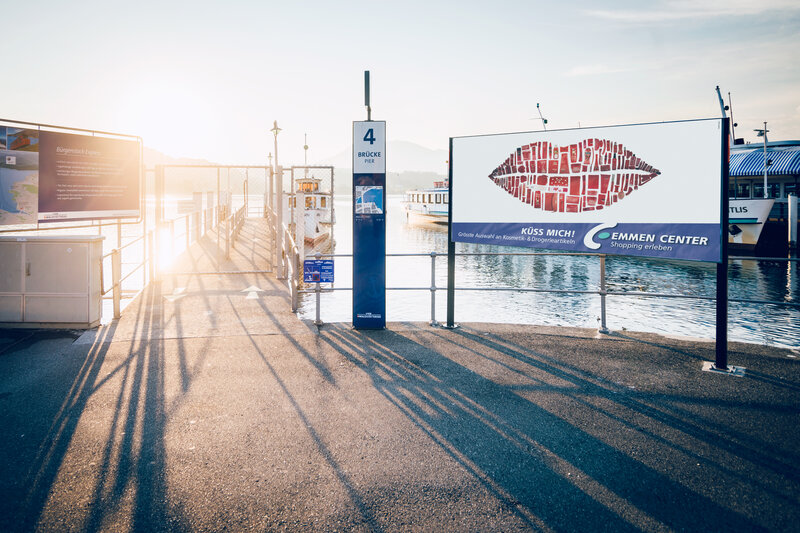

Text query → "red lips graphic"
[488,139,660,213]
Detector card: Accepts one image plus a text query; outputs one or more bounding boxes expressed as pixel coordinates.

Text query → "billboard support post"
[446,138,456,328]
[715,119,731,370]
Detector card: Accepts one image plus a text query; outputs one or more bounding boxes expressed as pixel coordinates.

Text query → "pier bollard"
[598,255,610,334]
[112,248,121,319]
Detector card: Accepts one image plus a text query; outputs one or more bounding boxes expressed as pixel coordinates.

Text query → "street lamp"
[754,122,770,199]
[270,120,281,169]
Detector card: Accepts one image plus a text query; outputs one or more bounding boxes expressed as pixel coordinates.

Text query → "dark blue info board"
[352,120,386,329]
[303,260,334,283]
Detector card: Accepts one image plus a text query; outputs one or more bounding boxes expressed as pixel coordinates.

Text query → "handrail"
[296,251,800,327]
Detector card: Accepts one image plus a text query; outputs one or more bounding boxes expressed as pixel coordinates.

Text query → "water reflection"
[297,196,800,349]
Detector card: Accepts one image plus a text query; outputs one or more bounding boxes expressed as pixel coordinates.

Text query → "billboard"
[450,119,725,262]
[38,131,140,222]
[0,127,39,225]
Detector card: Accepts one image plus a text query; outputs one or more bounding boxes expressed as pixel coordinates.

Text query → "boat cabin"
[730,140,800,221]
[292,177,328,210]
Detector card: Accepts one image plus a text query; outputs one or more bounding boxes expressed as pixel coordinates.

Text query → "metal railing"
[297,251,800,328]
[102,205,220,318]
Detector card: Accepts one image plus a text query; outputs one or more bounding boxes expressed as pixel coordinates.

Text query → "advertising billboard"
[0,126,39,225]
[450,119,725,262]
[38,131,140,222]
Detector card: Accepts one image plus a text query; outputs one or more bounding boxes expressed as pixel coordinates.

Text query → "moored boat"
[291,175,333,246]
[403,179,449,225]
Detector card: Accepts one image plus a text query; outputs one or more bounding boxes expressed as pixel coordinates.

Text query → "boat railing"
[297,251,800,329]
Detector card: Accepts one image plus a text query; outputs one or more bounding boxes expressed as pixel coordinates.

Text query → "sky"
[2,0,799,169]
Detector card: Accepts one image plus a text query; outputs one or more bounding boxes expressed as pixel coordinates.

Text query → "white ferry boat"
[403,179,449,225]
[728,198,774,248]
[288,175,333,246]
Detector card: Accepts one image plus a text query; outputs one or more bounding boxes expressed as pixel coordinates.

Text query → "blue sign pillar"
[352,120,386,329]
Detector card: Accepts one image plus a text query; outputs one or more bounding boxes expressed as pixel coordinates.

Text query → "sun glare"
[118,77,219,159]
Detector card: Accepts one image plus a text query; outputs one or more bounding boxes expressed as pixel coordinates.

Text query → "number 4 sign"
[353,121,385,174]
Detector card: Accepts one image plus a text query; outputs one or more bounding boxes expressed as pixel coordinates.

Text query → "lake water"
[298,196,799,350]
[3,193,796,349]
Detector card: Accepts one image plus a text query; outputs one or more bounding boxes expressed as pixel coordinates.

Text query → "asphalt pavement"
[0,219,798,532]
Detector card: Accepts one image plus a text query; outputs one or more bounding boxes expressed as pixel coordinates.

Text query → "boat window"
[753,183,764,198]
[785,183,797,198]
[728,184,736,198]
[736,183,751,198]
[435,194,441,204]
[291,197,296,208]
[767,183,780,199]
[306,196,314,209]
[444,193,449,203]
[321,197,327,208]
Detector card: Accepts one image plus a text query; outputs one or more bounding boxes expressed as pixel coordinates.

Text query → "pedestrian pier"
[0,215,799,532]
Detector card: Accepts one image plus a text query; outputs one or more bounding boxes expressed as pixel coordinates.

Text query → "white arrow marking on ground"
[164,287,187,302]
[241,285,265,299]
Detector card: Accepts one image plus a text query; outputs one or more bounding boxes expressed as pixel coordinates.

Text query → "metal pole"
[789,193,798,250]
[599,255,610,334]
[365,70,371,121]
[216,168,221,257]
[112,248,121,319]
[430,252,438,326]
[446,138,456,328]
[715,119,731,370]
[277,165,285,280]
[763,121,768,199]
[315,252,322,326]
[155,165,164,276]
[226,213,231,259]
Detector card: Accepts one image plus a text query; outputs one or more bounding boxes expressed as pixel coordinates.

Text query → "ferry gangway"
[291,251,800,332]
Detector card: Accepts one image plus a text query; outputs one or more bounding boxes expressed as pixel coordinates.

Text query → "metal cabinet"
[0,235,104,327]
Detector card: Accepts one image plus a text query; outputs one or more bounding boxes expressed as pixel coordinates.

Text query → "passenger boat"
[403,179,449,225]
[728,198,774,249]
[289,175,333,246]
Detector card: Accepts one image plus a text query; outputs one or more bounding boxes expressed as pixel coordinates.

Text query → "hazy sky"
[2,0,798,168]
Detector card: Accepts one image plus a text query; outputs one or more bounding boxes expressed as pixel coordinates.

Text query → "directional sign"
[303,259,334,283]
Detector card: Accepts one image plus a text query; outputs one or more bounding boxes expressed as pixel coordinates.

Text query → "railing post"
[225,214,231,259]
[170,219,175,253]
[315,252,323,326]
[148,230,157,282]
[112,248,122,319]
[292,248,300,312]
[186,215,190,250]
[430,251,439,326]
[598,254,610,334]
[789,193,798,250]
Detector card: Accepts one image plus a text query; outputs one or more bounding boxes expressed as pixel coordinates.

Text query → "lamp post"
[754,123,769,199]
[271,121,283,277]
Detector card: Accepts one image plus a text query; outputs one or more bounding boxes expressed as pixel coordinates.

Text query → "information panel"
[303,259,334,283]
[450,119,724,262]
[353,120,386,329]
[37,131,140,222]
